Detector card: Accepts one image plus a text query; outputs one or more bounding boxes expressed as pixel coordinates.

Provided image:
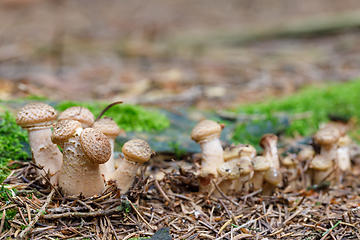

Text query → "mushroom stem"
[312,163,333,184]
[58,127,105,197]
[28,128,62,184]
[110,158,140,193]
[252,171,266,191]
[103,138,116,176]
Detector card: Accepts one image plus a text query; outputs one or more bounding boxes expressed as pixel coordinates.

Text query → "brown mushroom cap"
[310,155,332,170]
[238,157,253,174]
[122,139,152,163]
[259,133,278,149]
[16,102,57,129]
[217,160,240,180]
[314,126,341,146]
[252,156,271,171]
[58,106,94,127]
[191,120,223,143]
[92,117,121,138]
[264,168,283,185]
[80,128,112,164]
[281,156,298,166]
[51,120,82,145]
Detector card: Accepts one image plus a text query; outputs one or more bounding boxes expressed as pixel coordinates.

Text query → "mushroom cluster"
[190,119,355,196]
[16,102,153,197]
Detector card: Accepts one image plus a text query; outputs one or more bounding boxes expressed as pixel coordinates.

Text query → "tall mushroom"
[16,102,62,184]
[314,126,340,163]
[58,106,94,128]
[109,139,152,193]
[52,120,111,197]
[92,117,121,178]
[281,155,299,191]
[191,119,225,193]
[235,157,254,194]
[260,134,280,169]
[336,135,352,183]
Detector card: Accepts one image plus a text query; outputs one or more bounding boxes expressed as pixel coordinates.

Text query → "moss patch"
[232,79,360,147]
[0,107,29,183]
[55,101,170,132]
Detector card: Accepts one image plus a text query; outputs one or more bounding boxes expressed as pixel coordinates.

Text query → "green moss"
[0,107,29,183]
[232,79,360,147]
[55,101,170,132]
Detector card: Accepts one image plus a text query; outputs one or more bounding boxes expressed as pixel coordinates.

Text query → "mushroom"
[92,117,121,178]
[217,160,241,196]
[58,106,94,128]
[314,126,340,163]
[52,120,111,197]
[336,135,352,183]
[297,146,315,188]
[234,157,254,194]
[191,119,225,193]
[16,102,62,184]
[251,156,271,191]
[263,168,283,195]
[309,154,333,185]
[110,139,152,193]
[260,134,280,169]
[281,155,299,191]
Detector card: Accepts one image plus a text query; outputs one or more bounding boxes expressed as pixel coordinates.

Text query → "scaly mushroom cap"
[58,106,94,128]
[238,157,253,174]
[252,156,271,171]
[51,120,82,145]
[281,156,298,166]
[80,128,112,164]
[310,155,332,170]
[264,168,283,185]
[217,160,240,180]
[92,117,121,138]
[314,126,341,146]
[338,135,352,147]
[259,133,278,149]
[191,120,223,143]
[122,139,152,163]
[16,102,57,129]
[223,144,256,161]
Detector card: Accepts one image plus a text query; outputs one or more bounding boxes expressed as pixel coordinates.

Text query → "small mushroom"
[52,120,111,197]
[58,106,94,128]
[191,119,224,193]
[263,168,283,195]
[260,133,280,169]
[251,156,271,191]
[92,117,121,178]
[234,157,253,194]
[314,126,340,162]
[309,154,333,185]
[336,135,352,183]
[281,155,299,191]
[217,160,241,195]
[16,102,62,184]
[336,135,352,172]
[110,139,152,193]
[297,146,315,188]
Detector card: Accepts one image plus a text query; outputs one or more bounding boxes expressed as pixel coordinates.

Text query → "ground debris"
[1,162,360,239]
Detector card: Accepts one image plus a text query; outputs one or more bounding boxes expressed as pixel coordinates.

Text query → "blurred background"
[1,0,360,110]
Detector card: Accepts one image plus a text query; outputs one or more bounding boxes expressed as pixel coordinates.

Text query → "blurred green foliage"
[0,108,29,183]
[232,80,360,147]
[55,101,170,132]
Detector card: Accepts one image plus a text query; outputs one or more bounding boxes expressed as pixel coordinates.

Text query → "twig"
[211,180,239,206]
[154,179,171,203]
[18,188,55,239]
[218,214,244,234]
[126,198,155,231]
[94,101,123,122]
[0,210,6,235]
